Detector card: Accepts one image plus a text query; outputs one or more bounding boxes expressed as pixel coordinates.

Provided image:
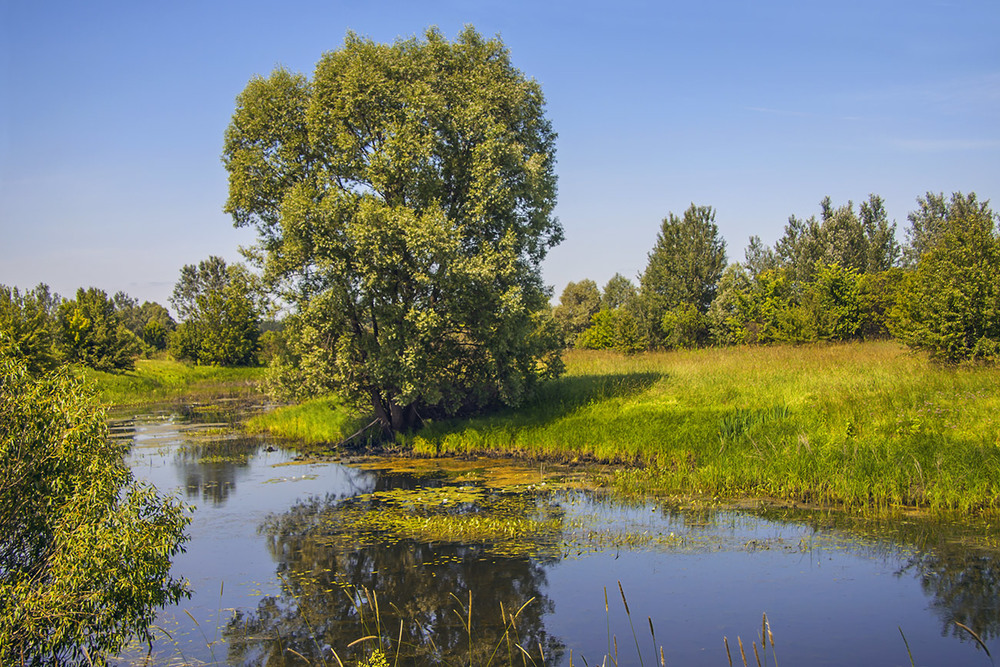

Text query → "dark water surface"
[114,405,1000,666]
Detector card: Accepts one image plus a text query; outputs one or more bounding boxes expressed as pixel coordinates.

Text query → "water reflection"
[114,406,1000,665]
[758,507,1000,650]
[225,489,566,665]
[173,437,265,505]
[902,548,1000,642]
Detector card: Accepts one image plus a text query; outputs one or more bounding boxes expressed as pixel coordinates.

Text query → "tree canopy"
[902,191,992,267]
[223,27,562,433]
[169,256,262,366]
[58,287,142,372]
[638,204,726,346]
[552,280,600,345]
[893,200,1000,362]
[0,284,60,375]
[775,195,899,281]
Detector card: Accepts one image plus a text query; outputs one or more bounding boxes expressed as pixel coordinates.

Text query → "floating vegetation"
[307,485,567,559]
[263,474,319,484]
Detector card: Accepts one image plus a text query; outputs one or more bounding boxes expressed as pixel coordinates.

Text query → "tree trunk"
[370,391,422,435]
[370,389,393,435]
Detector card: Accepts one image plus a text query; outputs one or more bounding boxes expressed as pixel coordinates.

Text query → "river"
[113,403,1000,666]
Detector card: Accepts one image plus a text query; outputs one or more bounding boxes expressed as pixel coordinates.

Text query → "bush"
[577,308,646,353]
[0,348,190,663]
[660,302,709,349]
[892,205,1000,362]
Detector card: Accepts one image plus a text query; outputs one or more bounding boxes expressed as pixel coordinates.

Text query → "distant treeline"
[553,191,1000,363]
[1,256,266,373]
[5,191,997,377]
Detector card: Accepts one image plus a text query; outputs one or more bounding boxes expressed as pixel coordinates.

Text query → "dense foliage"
[0,346,189,664]
[223,27,563,432]
[641,204,727,314]
[0,284,60,375]
[567,191,996,363]
[552,279,600,345]
[58,287,143,372]
[893,204,1000,362]
[169,256,263,366]
[1,284,183,374]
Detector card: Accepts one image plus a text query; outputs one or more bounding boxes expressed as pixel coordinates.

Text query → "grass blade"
[955,621,993,660]
[899,626,916,667]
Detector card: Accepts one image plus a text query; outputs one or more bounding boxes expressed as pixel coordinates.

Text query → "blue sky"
[2,0,998,309]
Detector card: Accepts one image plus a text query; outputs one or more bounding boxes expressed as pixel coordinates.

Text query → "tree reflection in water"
[899,544,1000,643]
[174,437,262,505]
[766,508,1000,646]
[225,487,567,665]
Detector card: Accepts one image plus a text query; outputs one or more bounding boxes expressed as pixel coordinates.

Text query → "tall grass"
[406,342,1000,514]
[244,395,360,447]
[83,358,265,407]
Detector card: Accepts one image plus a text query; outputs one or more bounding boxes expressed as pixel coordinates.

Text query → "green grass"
[240,340,1000,514]
[244,395,357,446]
[82,358,266,407]
[404,341,1000,514]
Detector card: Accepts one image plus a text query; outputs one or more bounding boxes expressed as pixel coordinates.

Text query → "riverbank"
[83,357,266,407]
[252,341,1000,515]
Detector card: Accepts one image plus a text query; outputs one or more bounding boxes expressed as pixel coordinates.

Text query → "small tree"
[58,287,141,372]
[601,273,638,311]
[776,195,899,281]
[0,284,61,374]
[743,236,778,281]
[0,348,189,663]
[902,191,991,266]
[802,263,863,341]
[660,302,708,349]
[553,280,601,345]
[893,203,1000,362]
[170,257,262,366]
[577,307,645,353]
[639,204,726,346]
[112,294,175,353]
[138,302,175,350]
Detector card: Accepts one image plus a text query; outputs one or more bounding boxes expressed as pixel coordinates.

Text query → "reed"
[244,395,358,446]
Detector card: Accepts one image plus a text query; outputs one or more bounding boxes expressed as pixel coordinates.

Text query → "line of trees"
[1,256,265,374]
[556,192,999,363]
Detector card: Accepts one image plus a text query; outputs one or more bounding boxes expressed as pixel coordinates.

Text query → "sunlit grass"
[409,341,1000,514]
[243,341,1000,514]
[244,395,358,446]
[82,358,265,407]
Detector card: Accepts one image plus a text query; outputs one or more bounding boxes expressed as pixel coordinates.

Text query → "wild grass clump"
[408,342,1000,515]
[244,395,358,446]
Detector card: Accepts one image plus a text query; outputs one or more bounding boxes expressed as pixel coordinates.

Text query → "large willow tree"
[223,27,562,433]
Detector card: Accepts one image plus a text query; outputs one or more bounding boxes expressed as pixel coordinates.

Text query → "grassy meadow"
[83,357,266,407]
[255,340,1000,514]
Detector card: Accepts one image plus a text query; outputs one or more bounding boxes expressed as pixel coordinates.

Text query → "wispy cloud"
[745,106,813,118]
[892,138,1000,152]
[864,72,1000,112]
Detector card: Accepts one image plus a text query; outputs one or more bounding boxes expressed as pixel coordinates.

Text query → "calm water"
[114,405,1000,666]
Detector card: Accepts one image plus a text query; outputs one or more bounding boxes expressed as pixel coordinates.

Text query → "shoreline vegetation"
[84,357,266,408]
[244,341,1000,517]
[88,341,1000,516]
